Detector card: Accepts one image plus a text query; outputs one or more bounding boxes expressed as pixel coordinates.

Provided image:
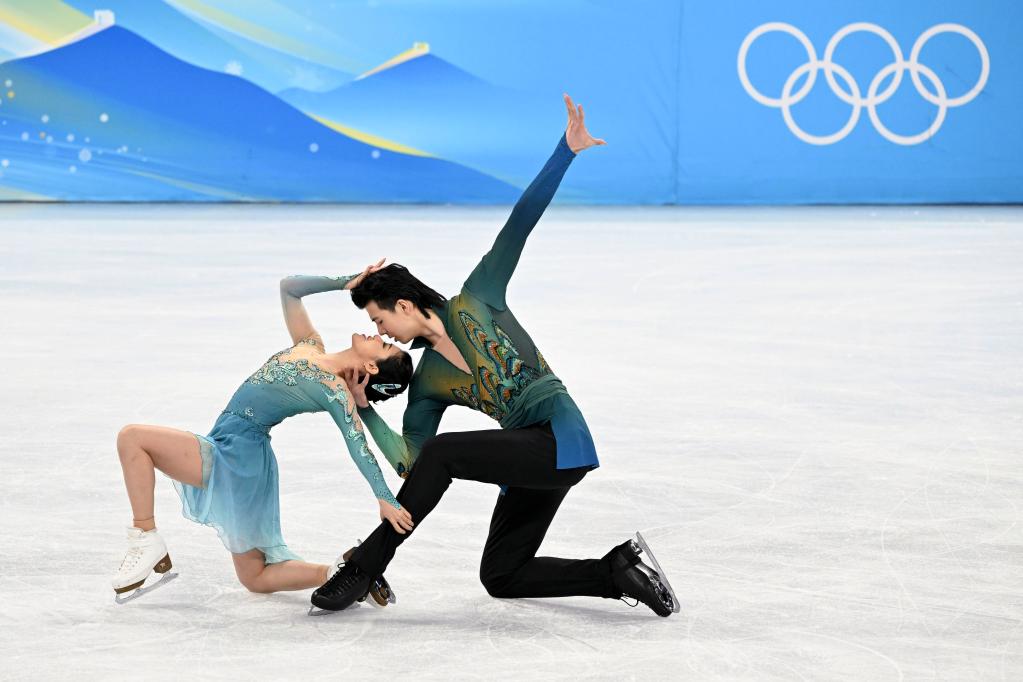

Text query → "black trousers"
[350,423,618,599]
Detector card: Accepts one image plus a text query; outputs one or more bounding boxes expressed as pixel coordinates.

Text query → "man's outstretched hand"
[564,93,606,154]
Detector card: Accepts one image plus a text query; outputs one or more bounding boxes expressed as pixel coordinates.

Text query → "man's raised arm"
[463,93,605,309]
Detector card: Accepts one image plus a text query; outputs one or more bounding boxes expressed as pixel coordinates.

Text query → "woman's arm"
[279,274,356,346]
[278,261,384,345]
[318,381,414,533]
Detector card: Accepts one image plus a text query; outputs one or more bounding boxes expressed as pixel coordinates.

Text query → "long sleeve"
[358,396,448,476]
[462,134,576,310]
[281,273,358,297]
[318,384,400,508]
[280,273,360,345]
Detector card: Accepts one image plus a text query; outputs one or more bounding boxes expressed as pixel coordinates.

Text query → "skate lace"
[119,546,144,572]
[619,576,672,612]
[323,562,363,592]
[327,559,345,580]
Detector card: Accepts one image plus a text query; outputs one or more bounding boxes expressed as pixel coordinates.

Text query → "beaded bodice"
[219,337,395,504]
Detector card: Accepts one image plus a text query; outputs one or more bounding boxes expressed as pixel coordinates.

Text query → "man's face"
[365,300,420,344]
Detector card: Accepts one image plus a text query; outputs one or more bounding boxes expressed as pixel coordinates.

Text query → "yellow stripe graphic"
[0,0,90,45]
[310,115,433,158]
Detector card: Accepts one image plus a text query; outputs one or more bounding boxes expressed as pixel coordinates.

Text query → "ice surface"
[0,204,1020,680]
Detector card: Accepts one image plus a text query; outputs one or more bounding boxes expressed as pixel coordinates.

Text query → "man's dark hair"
[365,350,414,403]
[351,264,445,318]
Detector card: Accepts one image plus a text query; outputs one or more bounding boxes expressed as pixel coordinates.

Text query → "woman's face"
[350,333,402,365]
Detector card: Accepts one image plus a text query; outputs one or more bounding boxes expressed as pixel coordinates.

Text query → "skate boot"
[606,532,679,617]
[112,527,177,604]
[312,544,395,615]
[310,561,371,614]
[342,546,395,608]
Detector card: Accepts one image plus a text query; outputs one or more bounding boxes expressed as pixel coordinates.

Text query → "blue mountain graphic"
[0,26,518,202]
[279,50,559,185]
[63,0,353,93]
[281,53,493,106]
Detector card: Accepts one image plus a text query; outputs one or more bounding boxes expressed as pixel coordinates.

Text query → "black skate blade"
[634,532,681,614]
[114,571,178,605]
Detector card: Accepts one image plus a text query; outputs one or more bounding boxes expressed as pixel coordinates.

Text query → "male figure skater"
[312,94,678,617]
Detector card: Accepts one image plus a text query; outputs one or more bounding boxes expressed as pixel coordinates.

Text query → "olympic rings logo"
[737,22,989,145]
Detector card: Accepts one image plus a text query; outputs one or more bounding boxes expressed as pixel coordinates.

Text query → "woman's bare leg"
[232,549,329,593]
[118,425,326,593]
[117,424,204,530]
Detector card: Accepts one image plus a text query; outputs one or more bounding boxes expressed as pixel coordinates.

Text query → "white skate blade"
[367,579,397,608]
[634,532,681,614]
[114,571,178,605]
[366,591,393,609]
[307,601,361,617]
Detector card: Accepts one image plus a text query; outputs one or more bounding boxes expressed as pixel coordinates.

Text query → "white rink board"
[0,204,1021,680]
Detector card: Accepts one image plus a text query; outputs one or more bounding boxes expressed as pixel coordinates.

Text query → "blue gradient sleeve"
[462,134,576,309]
[319,384,400,508]
[280,273,359,296]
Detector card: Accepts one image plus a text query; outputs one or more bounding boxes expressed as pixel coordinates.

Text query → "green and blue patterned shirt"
[358,134,599,475]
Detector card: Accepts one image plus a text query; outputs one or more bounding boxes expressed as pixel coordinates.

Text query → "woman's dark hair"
[351,264,446,318]
[365,349,414,403]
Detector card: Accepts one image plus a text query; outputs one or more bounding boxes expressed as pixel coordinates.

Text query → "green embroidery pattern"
[536,349,550,374]
[451,311,543,419]
[247,345,390,488]
[246,347,336,387]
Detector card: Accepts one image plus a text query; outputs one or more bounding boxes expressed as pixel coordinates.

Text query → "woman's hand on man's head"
[345,258,387,290]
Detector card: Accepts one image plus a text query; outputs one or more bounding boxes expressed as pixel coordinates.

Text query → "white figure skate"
[112,527,177,604]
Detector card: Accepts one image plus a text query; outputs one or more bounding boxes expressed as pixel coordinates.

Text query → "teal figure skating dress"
[173,334,401,564]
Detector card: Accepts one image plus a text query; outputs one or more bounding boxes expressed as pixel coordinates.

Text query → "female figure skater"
[111,266,414,602]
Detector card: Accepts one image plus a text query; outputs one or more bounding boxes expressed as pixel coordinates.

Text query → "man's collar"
[410,301,449,349]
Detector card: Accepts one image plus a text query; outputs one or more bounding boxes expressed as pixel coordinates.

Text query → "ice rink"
[1,204,1021,680]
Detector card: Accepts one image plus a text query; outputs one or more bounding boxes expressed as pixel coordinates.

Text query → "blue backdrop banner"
[0,1,1018,203]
